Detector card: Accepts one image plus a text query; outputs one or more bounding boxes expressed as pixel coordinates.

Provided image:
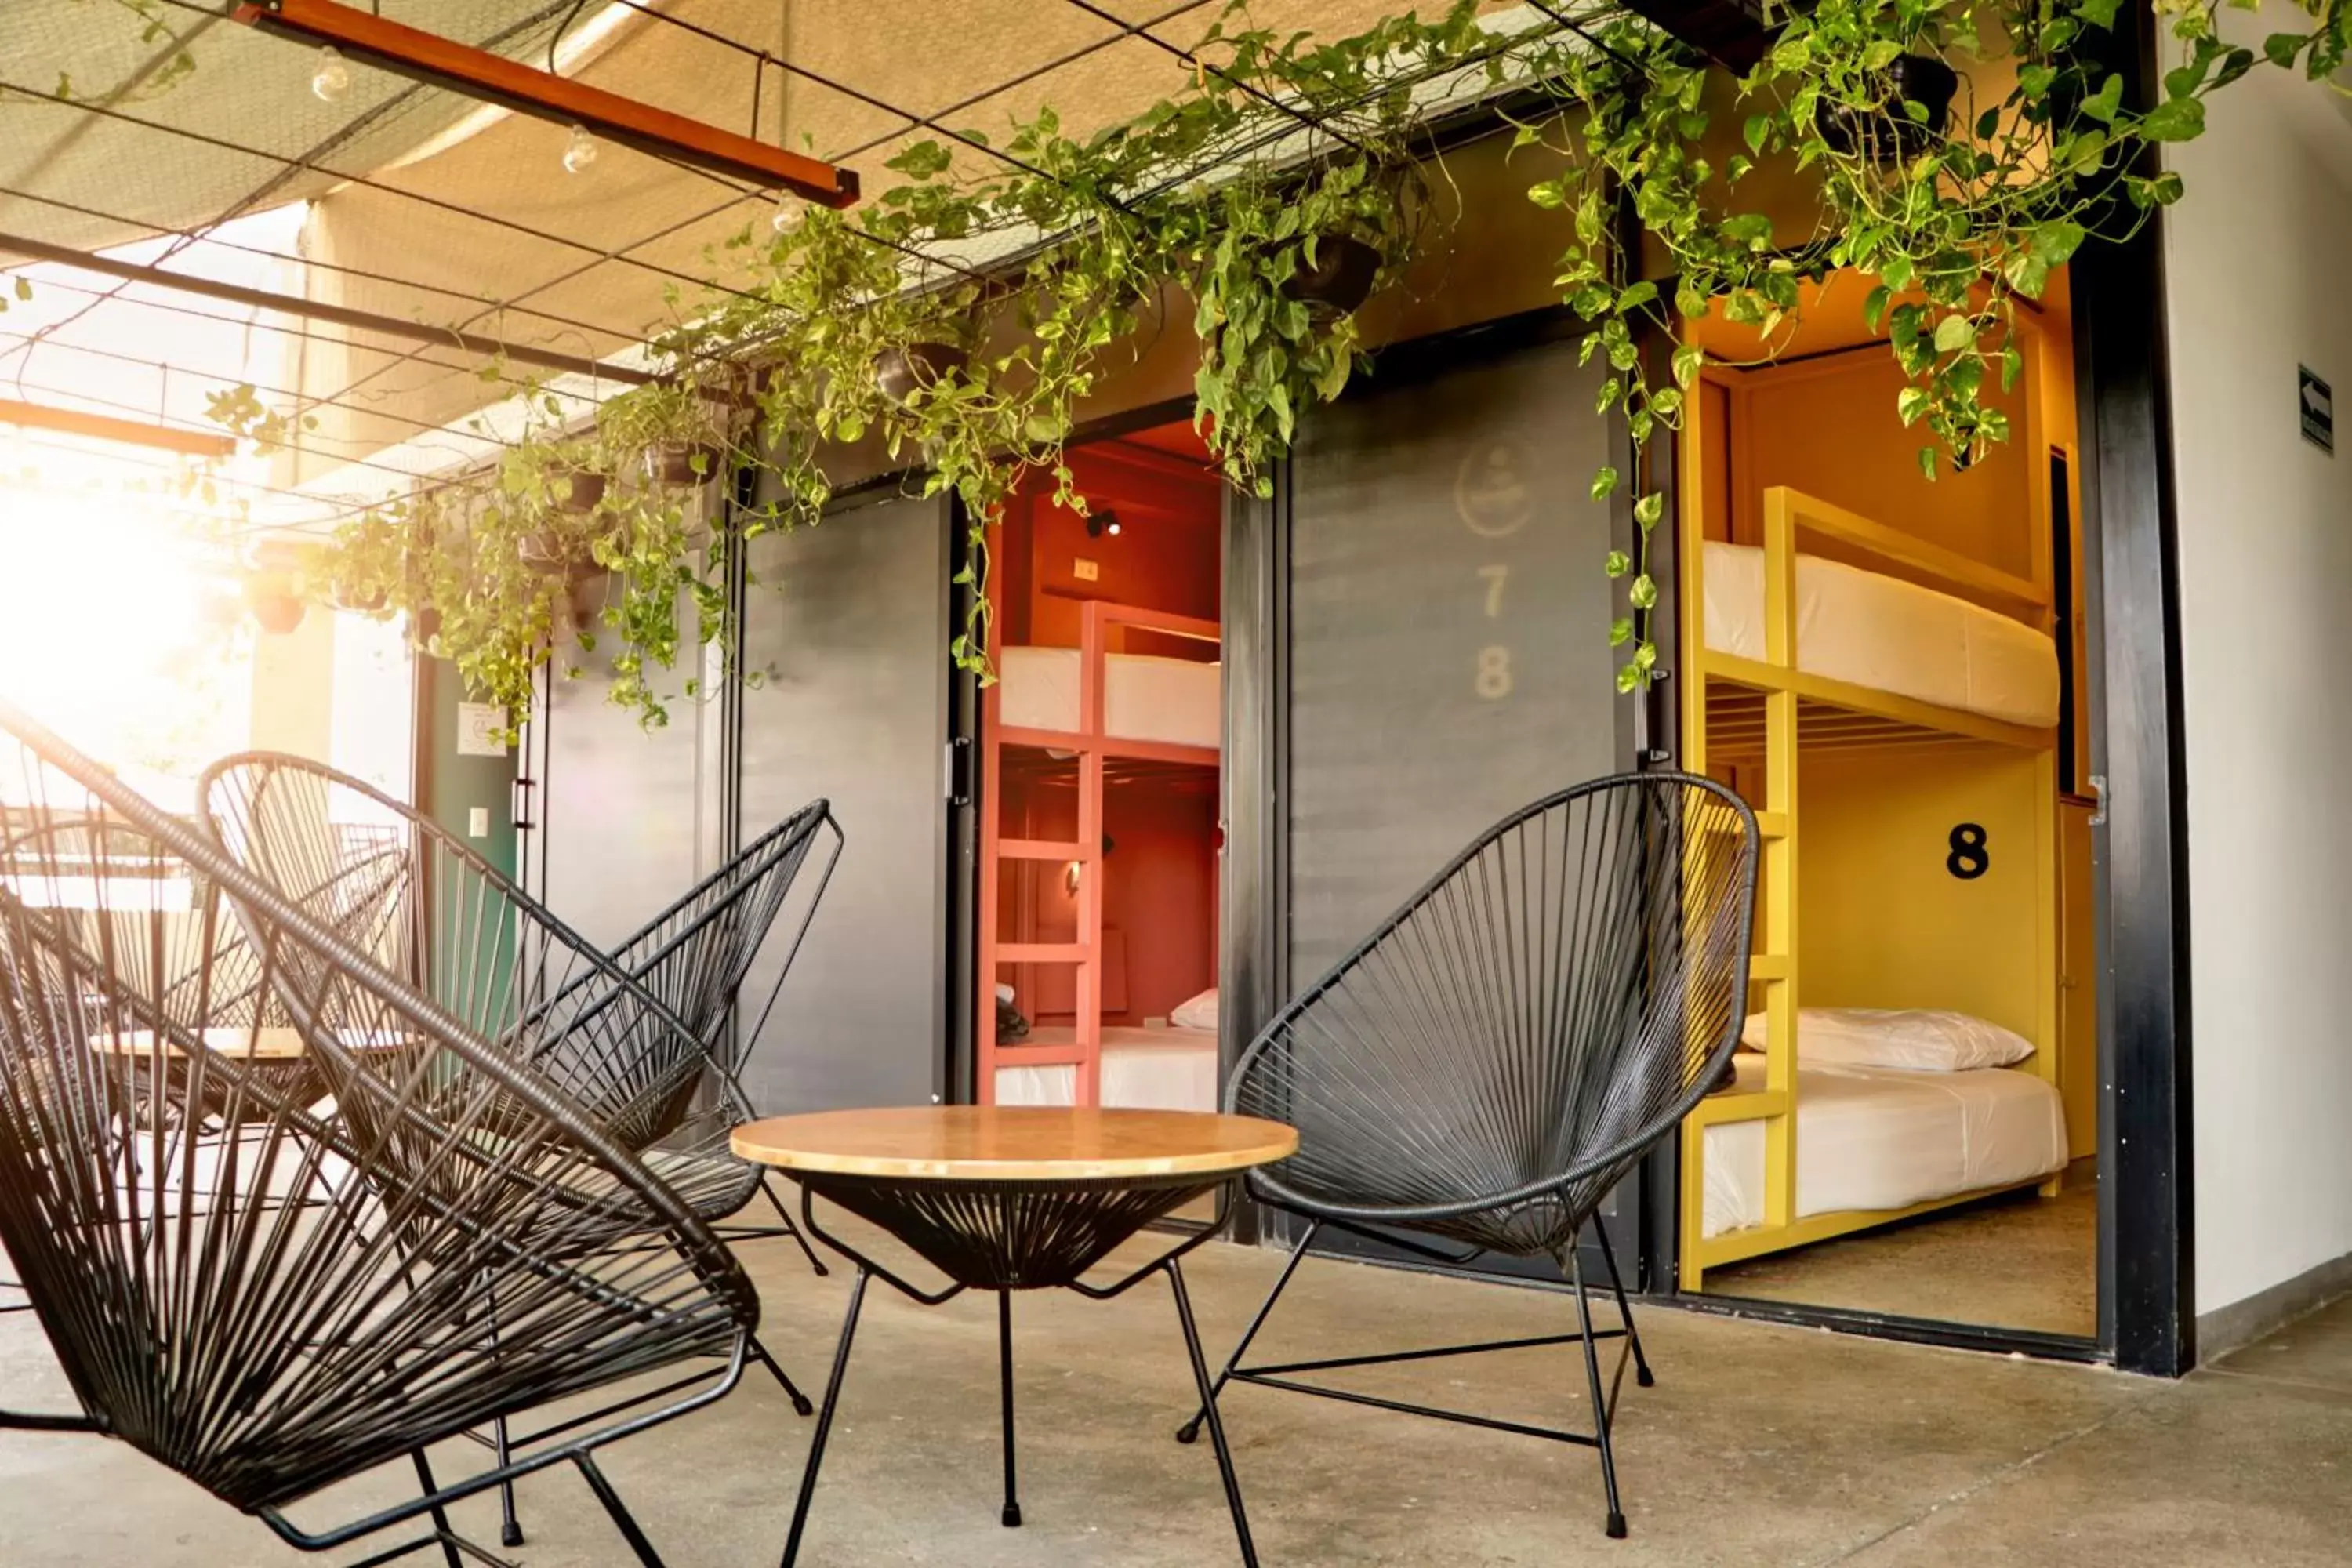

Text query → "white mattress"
[993,1026,1218,1112]
[1703,540,2060,728]
[998,646,1221,750]
[1702,1055,2066,1238]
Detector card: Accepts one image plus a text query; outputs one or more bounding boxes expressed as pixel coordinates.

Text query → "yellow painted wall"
[1798,745,2048,1047]
[1735,353,2038,580]
[2060,799,2099,1157]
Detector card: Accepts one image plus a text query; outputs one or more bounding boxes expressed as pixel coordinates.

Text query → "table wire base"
[779,1174,1258,1568]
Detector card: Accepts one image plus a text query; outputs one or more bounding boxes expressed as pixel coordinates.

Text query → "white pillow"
[1171,988,1219,1033]
[1738,1007,2034,1072]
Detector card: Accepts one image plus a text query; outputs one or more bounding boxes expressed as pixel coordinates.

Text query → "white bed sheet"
[1702,1055,2066,1239]
[993,1025,1218,1112]
[1703,540,2060,728]
[998,645,1221,750]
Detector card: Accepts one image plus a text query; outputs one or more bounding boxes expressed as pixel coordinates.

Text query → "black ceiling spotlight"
[1086,510,1123,539]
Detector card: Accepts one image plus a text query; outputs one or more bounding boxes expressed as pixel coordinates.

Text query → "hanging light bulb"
[770,191,808,234]
[561,124,598,174]
[310,45,351,103]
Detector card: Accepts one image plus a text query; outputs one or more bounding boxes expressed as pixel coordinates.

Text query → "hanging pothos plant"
[218,0,2345,728]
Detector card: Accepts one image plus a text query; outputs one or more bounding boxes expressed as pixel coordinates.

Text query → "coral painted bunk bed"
[978,598,1219,1108]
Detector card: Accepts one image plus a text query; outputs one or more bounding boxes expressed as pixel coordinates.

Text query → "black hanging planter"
[1819,53,1959,161]
[874,342,970,403]
[1283,234,1381,316]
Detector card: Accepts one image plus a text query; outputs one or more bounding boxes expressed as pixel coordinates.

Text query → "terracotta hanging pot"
[646,441,727,487]
[245,578,306,636]
[554,467,607,514]
[1819,53,1959,161]
[873,341,970,403]
[1282,234,1381,316]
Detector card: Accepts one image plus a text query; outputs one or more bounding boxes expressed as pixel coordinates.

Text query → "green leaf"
[1617,662,1644,695]
[1592,466,1622,502]
[2018,64,2056,100]
[1862,39,1903,69]
[10,277,27,303]
[2082,74,2125,125]
[1628,574,1658,610]
[1615,280,1658,314]
[2265,31,2307,67]
[1896,387,1932,425]
[1604,549,1632,578]
[1609,617,1634,647]
[2140,97,2206,141]
[1744,114,1772,154]
[1933,314,1974,354]
[2076,0,2122,27]
[1527,179,1569,209]
[1634,492,1664,527]
[1671,343,1706,387]
[1862,284,1891,334]
[1918,445,1940,480]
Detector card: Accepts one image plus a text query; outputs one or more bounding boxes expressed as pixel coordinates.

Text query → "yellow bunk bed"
[1675,416,2066,1287]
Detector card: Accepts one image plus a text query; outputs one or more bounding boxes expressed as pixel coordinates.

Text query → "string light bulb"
[561,124,598,174]
[310,45,351,102]
[770,192,808,234]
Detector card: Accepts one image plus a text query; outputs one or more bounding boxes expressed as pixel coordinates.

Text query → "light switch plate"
[467,806,490,838]
[1073,557,1100,581]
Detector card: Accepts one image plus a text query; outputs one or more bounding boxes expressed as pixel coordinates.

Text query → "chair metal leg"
[492,1416,524,1548]
[764,1174,832,1278]
[572,1451,670,1568]
[1169,1261,1260,1568]
[998,1290,1022,1527]
[1592,1221,1654,1388]
[1177,1219,1319,1444]
[753,1331,818,1417]
[780,1267,869,1568]
[408,1449,467,1568]
[1569,1250,1628,1539]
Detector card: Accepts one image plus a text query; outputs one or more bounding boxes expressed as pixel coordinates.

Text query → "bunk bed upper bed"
[980,598,1220,1109]
[1676,476,2069,1288]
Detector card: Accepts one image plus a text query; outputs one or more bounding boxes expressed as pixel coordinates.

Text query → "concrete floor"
[5,1223,2350,1567]
[1705,1184,2099,1337]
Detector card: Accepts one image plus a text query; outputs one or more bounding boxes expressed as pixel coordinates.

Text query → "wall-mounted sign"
[456,702,510,757]
[2300,365,2332,454]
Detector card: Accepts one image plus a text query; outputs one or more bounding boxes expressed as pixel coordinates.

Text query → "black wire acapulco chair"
[0,700,761,1568]
[196,751,825,1547]
[1178,772,1759,1541]
[593,799,845,1276]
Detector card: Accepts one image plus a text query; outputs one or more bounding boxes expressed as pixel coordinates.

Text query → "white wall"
[2165,20,2352,1317]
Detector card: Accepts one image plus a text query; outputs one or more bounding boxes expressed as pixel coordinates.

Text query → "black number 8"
[1947,822,1990,880]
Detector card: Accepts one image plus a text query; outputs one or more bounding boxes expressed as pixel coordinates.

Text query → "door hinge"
[944,736,973,806]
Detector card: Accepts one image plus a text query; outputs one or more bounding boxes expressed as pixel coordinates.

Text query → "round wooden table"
[732,1106,1297,1568]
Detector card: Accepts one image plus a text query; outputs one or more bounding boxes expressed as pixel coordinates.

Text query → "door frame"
[1215,208,2193,1374]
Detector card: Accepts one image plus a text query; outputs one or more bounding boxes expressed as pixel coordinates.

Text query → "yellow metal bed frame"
[1675,354,2063,1290]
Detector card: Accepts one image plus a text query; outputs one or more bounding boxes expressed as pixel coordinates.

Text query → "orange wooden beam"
[234,0,861,206]
[0,397,235,460]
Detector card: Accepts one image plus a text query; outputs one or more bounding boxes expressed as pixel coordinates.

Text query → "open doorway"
[978,421,1225,1110]
[1671,268,2099,1341]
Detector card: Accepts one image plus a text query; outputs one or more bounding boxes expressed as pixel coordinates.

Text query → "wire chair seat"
[0,702,759,1565]
[1194,772,1759,1539]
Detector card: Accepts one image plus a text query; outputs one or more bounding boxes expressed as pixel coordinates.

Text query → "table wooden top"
[731,1106,1298,1182]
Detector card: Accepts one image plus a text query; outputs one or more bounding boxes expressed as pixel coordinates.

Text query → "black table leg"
[780,1268,869,1568]
[1167,1261,1260,1568]
[998,1290,1022,1527]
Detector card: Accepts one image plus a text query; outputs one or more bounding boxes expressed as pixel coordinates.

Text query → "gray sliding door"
[1279,330,1631,1276]
[734,486,957,1112]
[532,575,719,950]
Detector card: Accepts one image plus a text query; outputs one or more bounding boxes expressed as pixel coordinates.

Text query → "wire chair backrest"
[1229,771,1759,1254]
[198,752,720,1153]
[0,702,753,1515]
[600,800,843,1071]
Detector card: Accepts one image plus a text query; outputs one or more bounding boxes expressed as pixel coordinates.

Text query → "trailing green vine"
[209,0,2350,725]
